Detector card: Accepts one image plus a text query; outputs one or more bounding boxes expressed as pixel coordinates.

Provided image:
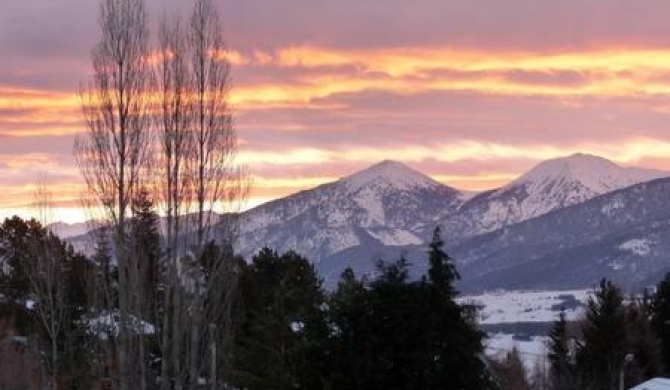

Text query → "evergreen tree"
[0,217,93,387]
[625,297,662,385]
[427,226,459,297]
[651,272,670,375]
[0,217,42,306]
[327,227,493,390]
[423,227,491,389]
[548,309,574,390]
[490,347,531,390]
[327,267,367,389]
[233,248,328,390]
[129,188,161,323]
[575,279,628,390]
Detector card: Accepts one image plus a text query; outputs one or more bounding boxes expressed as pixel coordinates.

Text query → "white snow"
[459,290,590,324]
[290,321,305,333]
[354,187,386,226]
[87,311,156,340]
[367,228,423,246]
[342,160,439,191]
[473,290,593,375]
[486,333,549,373]
[48,221,90,239]
[618,238,652,256]
[510,153,666,194]
[464,153,669,237]
[601,196,625,216]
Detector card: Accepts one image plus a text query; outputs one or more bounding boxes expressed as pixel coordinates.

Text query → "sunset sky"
[3,0,670,223]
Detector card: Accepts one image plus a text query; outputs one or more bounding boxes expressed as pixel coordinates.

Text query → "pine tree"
[427,226,459,297]
[233,248,328,390]
[575,279,628,390]
[326,228,493,390]
[424,227,491,389]
[651,272,670,375]
[625,297,662,385]
[129,188,161,323]
[548,308,574,390]
[491,347,531,390]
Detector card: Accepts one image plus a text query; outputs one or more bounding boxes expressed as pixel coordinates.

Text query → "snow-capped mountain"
[61,153,670,292]
[238,155,668,264]
[238,160,464,261]
[452,176,670,292]
[443,153,668,239]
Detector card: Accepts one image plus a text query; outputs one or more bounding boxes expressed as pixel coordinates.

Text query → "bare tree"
[76,1,247,388]
[190,0,244,247]
[154,13,195,389]
[152,2,248,388]
[24,182,67,389]
[187,2,247,388]
[74,0,153,388]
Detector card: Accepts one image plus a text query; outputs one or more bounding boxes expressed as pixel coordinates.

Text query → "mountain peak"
[510,152,667,194]
[341,160,441,191]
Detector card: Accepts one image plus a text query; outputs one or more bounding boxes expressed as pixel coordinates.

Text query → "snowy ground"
[458,290,593,371]
[459,289,591,324]
[485,333,549,372]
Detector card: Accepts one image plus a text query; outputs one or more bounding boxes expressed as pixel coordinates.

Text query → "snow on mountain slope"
[49,221,91,239]
[238,154,669,268]
[504,153,666,217]
[444,153,668,239]
[343,160,440,191]
[238,160,463,261]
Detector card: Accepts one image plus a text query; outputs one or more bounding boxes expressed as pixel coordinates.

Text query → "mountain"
[49,221,91,239]
[442,153,668,240]
[62,154,670,292]
[317,176,670,292]
[452,177,670,292]
[239,154,667,264]
[237,160,464,261]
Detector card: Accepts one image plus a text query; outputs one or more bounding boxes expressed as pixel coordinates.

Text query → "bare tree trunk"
[75,0,152,388]
[188,1,248,387]
[26,181,67,390]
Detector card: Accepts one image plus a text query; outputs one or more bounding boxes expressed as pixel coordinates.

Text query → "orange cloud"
[227,46,670,105]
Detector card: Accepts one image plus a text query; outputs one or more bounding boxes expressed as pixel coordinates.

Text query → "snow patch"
[353,187,386,225]
[486,333,548,373]
[367,228,423,246]
[459,290,590,324]
[342,160,439,191]
[87,311,156,340]
[618,239,652,256]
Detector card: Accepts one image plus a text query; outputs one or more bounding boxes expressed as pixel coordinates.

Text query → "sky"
[3,0,670,223]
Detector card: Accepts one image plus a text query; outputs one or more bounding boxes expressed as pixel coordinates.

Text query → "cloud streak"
[3,1,670,222]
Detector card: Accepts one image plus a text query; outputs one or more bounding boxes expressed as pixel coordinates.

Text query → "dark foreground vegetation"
[0,215,496,389]
[4,210,670,390]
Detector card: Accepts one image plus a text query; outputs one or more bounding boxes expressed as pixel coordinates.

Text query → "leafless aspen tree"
[24,182,67,390]
[153,1,247,388]
[155,13,194,389]
[76,0,247,387]
[74,0,153,388]
[190,0,245,248]
[187,1,247,388]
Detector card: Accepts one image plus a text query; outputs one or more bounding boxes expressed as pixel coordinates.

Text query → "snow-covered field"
[459,289,591,324]
[486,333,549,372]
[458,290,593,370]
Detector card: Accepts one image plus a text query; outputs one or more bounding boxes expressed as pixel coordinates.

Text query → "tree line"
[488,275,670,390]
[8,201,670,390]
[0,216,497,389]
[540,276,670,390]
